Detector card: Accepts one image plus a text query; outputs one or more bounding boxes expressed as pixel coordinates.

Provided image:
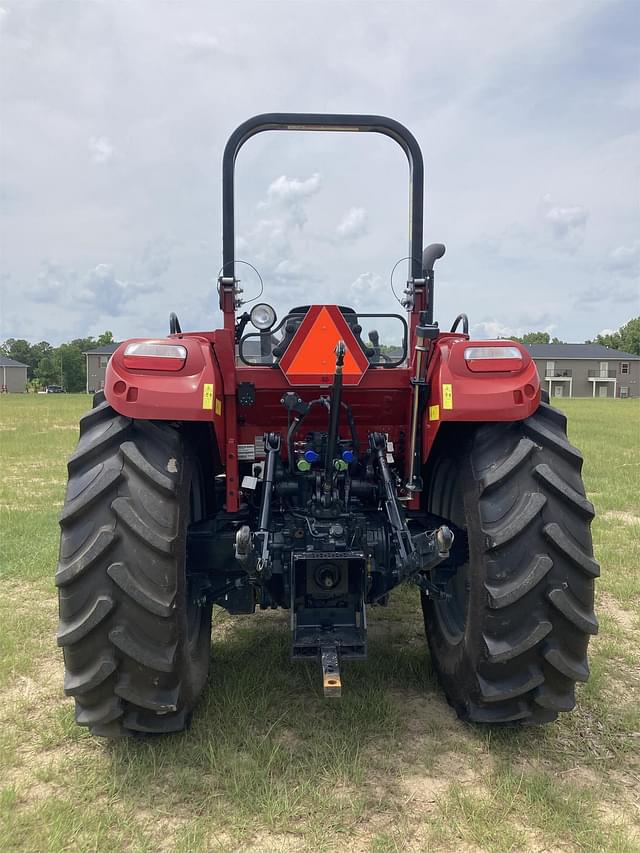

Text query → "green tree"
[586,316,640,355]
[1,332,120,392]
[1,338,35,374]
[36,355,60,388]
[510,331,552,344]
[31,340,53,364]
[58,342,87,392]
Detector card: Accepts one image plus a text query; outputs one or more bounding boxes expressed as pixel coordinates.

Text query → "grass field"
[1,394,639,852]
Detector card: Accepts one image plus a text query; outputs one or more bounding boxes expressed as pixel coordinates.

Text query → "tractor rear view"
[56,114,598,736]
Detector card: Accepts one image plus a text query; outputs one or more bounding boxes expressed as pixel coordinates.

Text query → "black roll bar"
[221,113,425,285]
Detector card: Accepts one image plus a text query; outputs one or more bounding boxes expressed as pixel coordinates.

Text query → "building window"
[620,386,629,398]
[99,356,109,368]
[546,361,555,377]
[621,362,629,374]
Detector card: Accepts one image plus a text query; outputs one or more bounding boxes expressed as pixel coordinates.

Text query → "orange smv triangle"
[280,305,369,386]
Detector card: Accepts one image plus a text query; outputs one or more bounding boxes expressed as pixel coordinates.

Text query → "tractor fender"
[104,335,225,436]
[422,335,540,459]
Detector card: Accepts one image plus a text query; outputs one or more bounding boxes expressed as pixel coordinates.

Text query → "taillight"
[464,345,523,373]
[123,342,187,371]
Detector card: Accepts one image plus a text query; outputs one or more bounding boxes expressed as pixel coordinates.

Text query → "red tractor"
[56,114,598,736]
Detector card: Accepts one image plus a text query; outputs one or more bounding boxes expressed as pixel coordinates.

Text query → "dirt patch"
[597,803,640,843]
[598,592,639,633]
[401,771,453,807]
[0,502,55,511]
[391,690,459,735]
[0,652,64,724]
[230,832,307,852]
[602,510,640,526]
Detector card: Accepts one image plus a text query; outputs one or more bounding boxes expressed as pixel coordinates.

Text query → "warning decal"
[202,383,214,410]
[442,383,453,410]
[429,404,440,421]
[278,305,369,386]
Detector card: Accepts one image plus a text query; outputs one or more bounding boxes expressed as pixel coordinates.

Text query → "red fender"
[104,333,223,447]
[422,335,540,460]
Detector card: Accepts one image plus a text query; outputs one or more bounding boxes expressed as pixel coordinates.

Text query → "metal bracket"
[237,381,256,407]
[412,572,452,600]
[321,645,342,698]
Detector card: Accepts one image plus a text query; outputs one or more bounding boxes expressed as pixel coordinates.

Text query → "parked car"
[45,385,65,393]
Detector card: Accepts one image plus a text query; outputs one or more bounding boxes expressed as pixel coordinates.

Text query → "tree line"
[0,332,115,392]
[2,317,638,393]
[508,317,639,354]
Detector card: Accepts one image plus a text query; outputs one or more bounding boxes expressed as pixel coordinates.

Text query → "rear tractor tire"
[56,393,213,736]
[422,398,599,724]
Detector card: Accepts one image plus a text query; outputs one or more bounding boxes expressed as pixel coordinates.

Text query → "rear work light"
[123,342,187,371]
[464,346,523,373]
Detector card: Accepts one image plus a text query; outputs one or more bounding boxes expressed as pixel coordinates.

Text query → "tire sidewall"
[172,443,213,705]
[423,446,489,713]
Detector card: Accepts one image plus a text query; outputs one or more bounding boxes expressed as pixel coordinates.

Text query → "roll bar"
[221,112,425,293]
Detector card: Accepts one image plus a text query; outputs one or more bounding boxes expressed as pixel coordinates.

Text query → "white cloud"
[1,1,638,345]
[336,207,368,241]
[175,32,221,55]
[234,173,324,303]
[31,261,74,303]
[542,197,589,249]
[30,261,155,319]
[349,271,382,298]
[471,320,519,340]
[77,264,154,315]
[471,311,559,340]
[89,136,114,164]
[265,173,321,204]
[572,280,638,310]
[273,259,303,280]
[604,241,640,277]
[139,236,175,279]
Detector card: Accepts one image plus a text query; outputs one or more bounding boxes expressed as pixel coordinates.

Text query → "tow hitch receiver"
[321,645,342,698]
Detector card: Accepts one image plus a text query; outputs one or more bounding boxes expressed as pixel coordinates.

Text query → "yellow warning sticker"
[429,404,440,421]
[442,383,453,410]
[202,383,214,410]
[215,397,222,416]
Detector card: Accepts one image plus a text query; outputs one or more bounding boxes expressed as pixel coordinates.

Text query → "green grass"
[1,394,639,852]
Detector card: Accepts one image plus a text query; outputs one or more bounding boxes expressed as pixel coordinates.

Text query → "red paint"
[104,335,222,427]
[104,315,540,513]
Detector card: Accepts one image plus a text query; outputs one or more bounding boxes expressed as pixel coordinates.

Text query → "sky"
[0,0,638,346]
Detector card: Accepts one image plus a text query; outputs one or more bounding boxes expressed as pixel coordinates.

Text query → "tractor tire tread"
[106,561,175,617]
[479,437,536,494]
[484,554,553,609]
[56,526,116,587]
[57,398,212,737]
[423,398,598,725]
